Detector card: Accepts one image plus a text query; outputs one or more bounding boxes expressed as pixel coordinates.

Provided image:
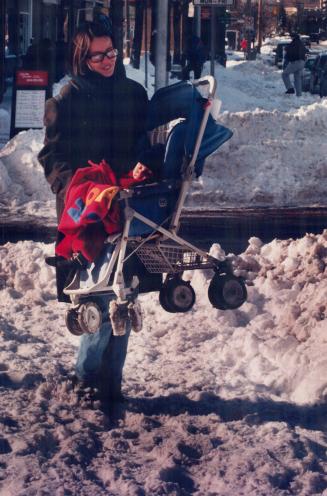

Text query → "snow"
[0,231,326,494]
[0,42,327,495]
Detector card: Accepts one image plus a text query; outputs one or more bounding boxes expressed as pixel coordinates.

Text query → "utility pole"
[210,5,216,76]
[144,0,148,88]
[67,1,75,49]
[125,0,130,58]
[155,0,169,90]
[257,0,263,52]
[0,0,5,103]
[194,5,201,37]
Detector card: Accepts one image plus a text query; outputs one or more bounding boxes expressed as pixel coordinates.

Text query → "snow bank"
[0,231,326,405]
[190,102,327,207]
[0,129,54,220]
[0,232,326,494]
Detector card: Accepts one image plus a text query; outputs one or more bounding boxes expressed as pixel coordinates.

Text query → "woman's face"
[87,36,117,77]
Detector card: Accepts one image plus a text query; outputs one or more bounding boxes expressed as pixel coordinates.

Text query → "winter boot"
[285,88,295,94]
[109,300,129,336]
[128,300,143,333]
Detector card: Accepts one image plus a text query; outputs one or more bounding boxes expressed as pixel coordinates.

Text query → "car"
[300,35,311,49]
[274,40,291,68]
[302,56,316,92]
[309,32,320,44]
[309,53,327,96]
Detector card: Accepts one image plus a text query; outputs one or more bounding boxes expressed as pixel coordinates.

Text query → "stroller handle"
[169,76,218,233]
[193,75,217,99]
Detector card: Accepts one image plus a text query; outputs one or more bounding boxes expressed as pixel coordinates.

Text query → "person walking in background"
[282,33,306,96]
[240,38,248,60]
[182,35,207,81]
[240,38,247,52]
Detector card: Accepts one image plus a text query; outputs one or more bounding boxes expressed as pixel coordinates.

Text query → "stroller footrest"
[119,179,181,200]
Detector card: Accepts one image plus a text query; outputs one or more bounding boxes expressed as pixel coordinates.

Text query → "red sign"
[16,70,48,87]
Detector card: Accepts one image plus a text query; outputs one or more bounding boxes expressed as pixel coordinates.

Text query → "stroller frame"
[64,76,247,330]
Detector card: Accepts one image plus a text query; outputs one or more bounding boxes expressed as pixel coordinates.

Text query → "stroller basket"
[131,241,215,274]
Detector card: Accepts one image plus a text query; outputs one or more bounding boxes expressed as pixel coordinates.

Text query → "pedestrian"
[182,35,207,81]
[240,38,248,60]
[282,33,306,96]
[240,38,247,52]
[38,20,162,405]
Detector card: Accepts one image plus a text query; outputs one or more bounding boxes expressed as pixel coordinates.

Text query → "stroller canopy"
[147,81,233,177]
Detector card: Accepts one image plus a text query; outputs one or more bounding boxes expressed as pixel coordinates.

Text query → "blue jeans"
[75,293,131,398]
[282,60,305,96]
[75,246,132,397]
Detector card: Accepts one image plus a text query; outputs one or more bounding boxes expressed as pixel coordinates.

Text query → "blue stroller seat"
[127,79,232,236]
[63,77,247,336]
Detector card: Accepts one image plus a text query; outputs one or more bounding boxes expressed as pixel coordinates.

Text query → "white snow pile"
[190,101,327,207]
[0,129,55,220]
[0,231,326,494]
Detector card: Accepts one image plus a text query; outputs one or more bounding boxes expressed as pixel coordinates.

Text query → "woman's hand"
[132,162,152,180]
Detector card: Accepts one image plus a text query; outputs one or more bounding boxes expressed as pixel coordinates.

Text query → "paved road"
[0,207,326,255]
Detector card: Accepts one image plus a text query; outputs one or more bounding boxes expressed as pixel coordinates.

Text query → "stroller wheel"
[78,301,103,334]
[160,278,196,313]
[208,274,247,310]
[65,308,84,336]
[159,286,177,313]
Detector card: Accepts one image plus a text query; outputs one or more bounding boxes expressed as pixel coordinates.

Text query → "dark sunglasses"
[88,48,118,63]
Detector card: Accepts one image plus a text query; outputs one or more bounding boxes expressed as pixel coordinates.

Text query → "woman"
[38,20,160,403]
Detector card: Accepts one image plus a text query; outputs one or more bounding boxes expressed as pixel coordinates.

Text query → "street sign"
[10,70,51,138]
[194,0,233,5]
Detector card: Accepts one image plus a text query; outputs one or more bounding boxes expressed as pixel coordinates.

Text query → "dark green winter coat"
[38,67,159,219]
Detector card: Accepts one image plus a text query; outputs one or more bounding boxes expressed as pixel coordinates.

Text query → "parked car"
[300,35,311,49]
[274,40,291,68]
[302,55,317,92]
[309,32,320,44]
[309,53,327,96]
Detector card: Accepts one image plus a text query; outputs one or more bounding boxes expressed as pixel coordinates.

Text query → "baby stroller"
[63,76,247,335]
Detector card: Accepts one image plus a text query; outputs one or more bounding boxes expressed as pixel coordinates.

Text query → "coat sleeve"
[133,84,165,177]
[37,85,73,195]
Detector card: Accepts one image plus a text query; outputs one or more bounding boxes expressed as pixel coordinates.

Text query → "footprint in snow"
[0,438,12,454]
[0,416,19,430]
[159,466,195,493]
[173,442,203,468]
[122,430,139,440]
[177,442,202,460]
[0,371,44,390]
[141,416,162,432]
[186,423,210,435]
